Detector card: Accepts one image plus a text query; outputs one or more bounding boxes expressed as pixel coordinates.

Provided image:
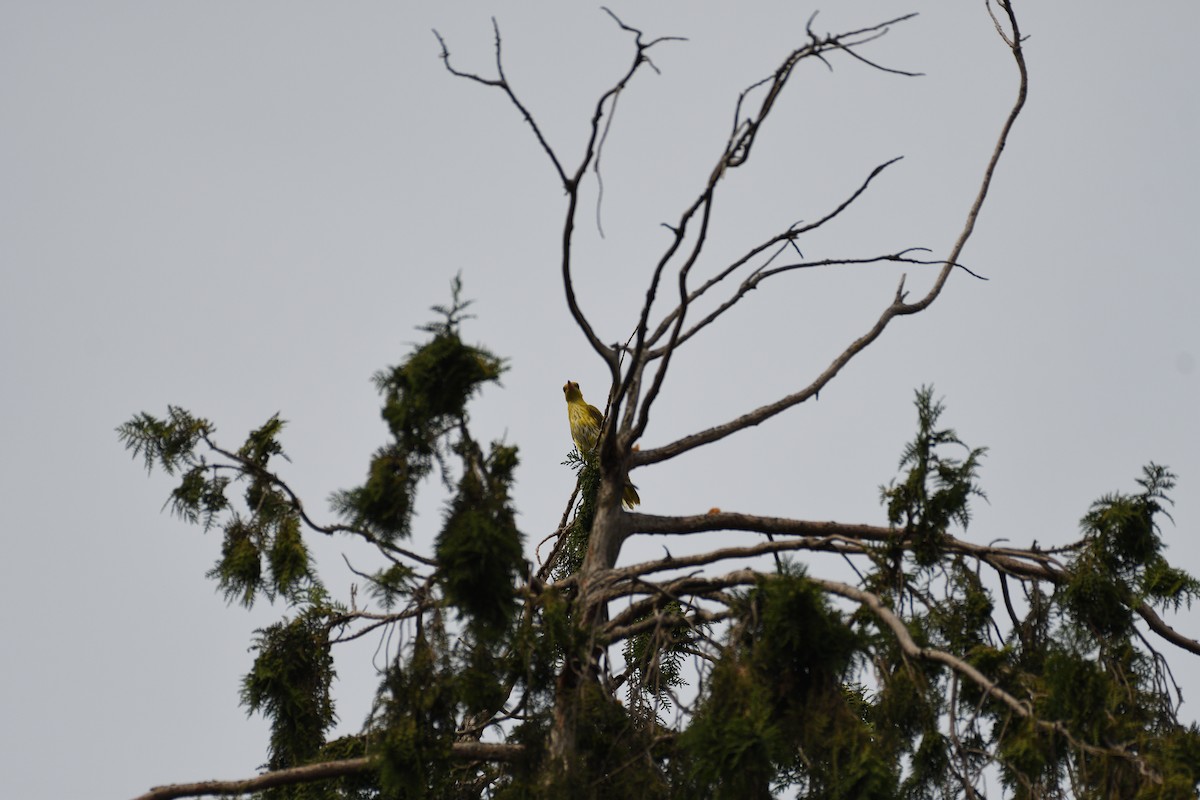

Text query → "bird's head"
[563,381,583,403]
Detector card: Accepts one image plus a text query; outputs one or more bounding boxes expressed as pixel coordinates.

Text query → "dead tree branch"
[435,13,684,370]
[639,157,905,357]
[633,8,1028,469]
[132,744,525,800]
[623,16,920,448]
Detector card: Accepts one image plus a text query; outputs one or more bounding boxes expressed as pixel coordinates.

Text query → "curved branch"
[611,535,870,583]
[605,606,731,646]
[1136,604,1200,657]
[895,0,1027,315]
[629,510,892,541]
[563,13,687,370]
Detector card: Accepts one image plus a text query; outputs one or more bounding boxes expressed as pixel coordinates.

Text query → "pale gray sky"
[2,2,1197,798]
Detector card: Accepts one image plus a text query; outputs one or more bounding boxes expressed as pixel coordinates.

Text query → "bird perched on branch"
[563,380,640,508]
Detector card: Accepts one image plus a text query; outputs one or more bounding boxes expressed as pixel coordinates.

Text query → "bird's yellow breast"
[567,401,602,454]
[564,381,603,454]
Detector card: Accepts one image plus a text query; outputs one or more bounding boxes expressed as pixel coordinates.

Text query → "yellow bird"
[563,380,640,508]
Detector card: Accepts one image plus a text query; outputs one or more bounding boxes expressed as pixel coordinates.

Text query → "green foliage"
[499,681,671,800]
[330,443,421,542]
[568,683,672,800]
[623,600,692,717]
[682,650,787,799]
[331,278,506,542]
[983,467,1200,796]
[242,606,338,771]
[436,439,524,638]
[270,514,313,598]
[120,278,533,795]
[942,562,993,649]
[366,562,418,611]
[511,585,575,709]
[996,716,1059,796]
[880,386,986,565]
[170,466,230,530]
[1063,464,1198,635]
[208,517,264,607]
[1141,724,1200,800]
[119,407,317,608]
[296,734,380,800]
[117,405,213,475]
[373,626,460,799]
[554,451,599,581]
[240,414,288,467]
[683,569,895,800]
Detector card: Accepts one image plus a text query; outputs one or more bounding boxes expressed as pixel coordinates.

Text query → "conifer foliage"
[123,4,1200,799]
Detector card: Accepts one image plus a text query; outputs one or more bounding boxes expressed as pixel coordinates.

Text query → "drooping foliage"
[682,568,895,800]
[243,602,339,771]
[118,408,316,608]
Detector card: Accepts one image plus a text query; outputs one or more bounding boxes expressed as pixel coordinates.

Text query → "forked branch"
[436,12,685,372]
[634,5,1028,468]
[640,156,905,355]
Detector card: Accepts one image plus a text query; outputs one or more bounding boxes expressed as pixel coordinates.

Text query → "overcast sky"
[2,2,1198,798]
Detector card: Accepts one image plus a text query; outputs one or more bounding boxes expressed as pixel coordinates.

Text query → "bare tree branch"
[132,758,375,800]
[894,0,1027,316]
[610,535,870,582]
[640,157,905,355]
[435,14,685,368]
[131,744,525,800]
[633,8,1028,469]
[621,16,920,448]
[1136,604,1200,657]
[647,248,980,361]
[432,21,569,189]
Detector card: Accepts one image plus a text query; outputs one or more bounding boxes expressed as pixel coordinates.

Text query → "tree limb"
[814,577,1160,780]
[133,758,374,800]
[132,743,526,800]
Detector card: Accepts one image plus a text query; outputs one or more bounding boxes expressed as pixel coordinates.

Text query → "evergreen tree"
[123,4,1200,799]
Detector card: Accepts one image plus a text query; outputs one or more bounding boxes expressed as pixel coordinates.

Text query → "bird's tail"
[622,480,640,509]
